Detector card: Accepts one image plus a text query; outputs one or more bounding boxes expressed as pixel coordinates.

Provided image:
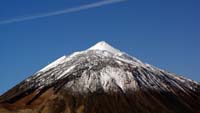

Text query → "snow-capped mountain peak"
[0,41,200,113]
[39,41,122,72]
[88,41,122,54]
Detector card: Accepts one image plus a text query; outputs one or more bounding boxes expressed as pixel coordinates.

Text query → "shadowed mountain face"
[0,41,200,113]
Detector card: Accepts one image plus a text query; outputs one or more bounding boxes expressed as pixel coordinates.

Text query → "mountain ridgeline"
[0,41,200,113]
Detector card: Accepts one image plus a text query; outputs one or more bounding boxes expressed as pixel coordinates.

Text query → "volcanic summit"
[0,41,200,113]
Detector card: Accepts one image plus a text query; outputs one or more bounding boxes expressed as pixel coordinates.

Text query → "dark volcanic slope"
[0,41,200,113]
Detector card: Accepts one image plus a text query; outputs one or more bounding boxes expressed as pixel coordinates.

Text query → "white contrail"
[0,0,126,25]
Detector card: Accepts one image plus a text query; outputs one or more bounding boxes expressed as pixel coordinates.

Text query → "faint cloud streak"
[0,0,126,25]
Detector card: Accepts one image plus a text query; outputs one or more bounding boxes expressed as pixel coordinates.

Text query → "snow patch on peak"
[39,56,66,72]
[38,51,85,73]
[88,41,122,54]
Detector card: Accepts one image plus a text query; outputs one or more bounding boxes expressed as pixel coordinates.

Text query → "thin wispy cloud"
[0,0,126,25]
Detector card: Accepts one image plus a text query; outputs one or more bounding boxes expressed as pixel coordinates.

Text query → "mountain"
[0,41,200,113]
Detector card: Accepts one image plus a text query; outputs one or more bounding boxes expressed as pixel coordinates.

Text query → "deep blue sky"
[0,0,200,94]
